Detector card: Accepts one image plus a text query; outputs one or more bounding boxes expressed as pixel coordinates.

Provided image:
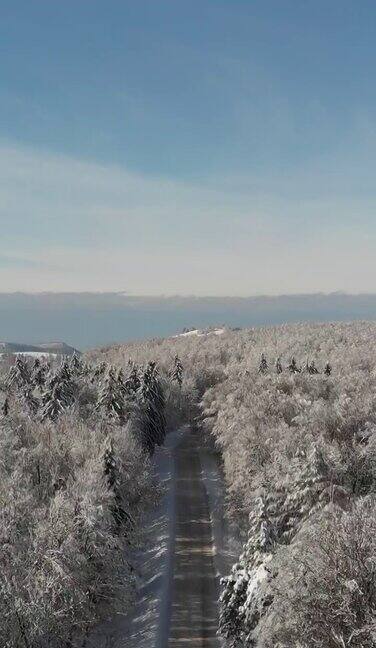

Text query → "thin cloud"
[0,141,376,294]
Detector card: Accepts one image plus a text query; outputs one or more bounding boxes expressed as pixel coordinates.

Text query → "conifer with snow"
[1,396,9,416]
[288,356,300,374]
[22,387,39,415]
[170,355,184,387]
[6,355,31,390]
[324,361,332,376]
[308,359,319,375]
[258,353,268,374]
[139,361,166,453]
[95,367,126,420]
[124,363,141,394]
[103,439,134,529]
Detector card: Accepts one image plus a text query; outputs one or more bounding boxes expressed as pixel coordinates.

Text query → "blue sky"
[1,1,376,294]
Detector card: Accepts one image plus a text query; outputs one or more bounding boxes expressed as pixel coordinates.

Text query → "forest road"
[167,428,220,648]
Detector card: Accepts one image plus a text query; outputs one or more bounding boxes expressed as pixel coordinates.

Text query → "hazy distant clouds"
[1,142,376,295]
[1,292,376,349]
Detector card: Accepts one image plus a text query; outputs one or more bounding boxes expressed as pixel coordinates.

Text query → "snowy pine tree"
[103,439,134,529]
[170,355,184,387]
[69,352,84,377]
[6,355,31,390]
[219,497,275,646]
[324,362,332,376]
[32,359,48,388]
[1,396,9,417]
[91,361,108,384]
[308,360,319,375]
[288,356,301,374]
[139,362,166,453]
[40,364,75,422]
[95,368,126,420]
[275,357,283,374]
[124,363,141,394]
[258,354,268,374]
[22,388,39,415]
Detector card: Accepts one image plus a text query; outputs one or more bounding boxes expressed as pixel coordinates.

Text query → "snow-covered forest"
[2,320,376,647]
[0,351,191,647]
[94,321,376,647]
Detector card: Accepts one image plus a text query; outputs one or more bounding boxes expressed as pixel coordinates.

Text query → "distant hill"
[1,292,376,349]
[0,341,79,356]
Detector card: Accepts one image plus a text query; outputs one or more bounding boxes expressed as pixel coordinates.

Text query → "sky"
[1,0,376,295]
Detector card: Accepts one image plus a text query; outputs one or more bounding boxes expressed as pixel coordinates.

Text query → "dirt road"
[167,429,220,647]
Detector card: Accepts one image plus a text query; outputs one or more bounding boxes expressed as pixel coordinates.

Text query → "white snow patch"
[175,329,202,337]
[173,327,226,338]
[0,352,58,359]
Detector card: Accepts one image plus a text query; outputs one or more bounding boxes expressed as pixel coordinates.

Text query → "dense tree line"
[0,351,187,647]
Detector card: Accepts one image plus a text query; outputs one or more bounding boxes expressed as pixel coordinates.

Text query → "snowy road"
[87,426,232,648]
[167,429,220,647]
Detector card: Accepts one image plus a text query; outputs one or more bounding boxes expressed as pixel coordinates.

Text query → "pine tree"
[40,365,75,421]
[124,363,141,394]
[275,357,283,374]
[22,388,39,415]
[6,355,31,390]
[69,352,83,376]
[95,368,125,420]
[258,354,268,374]
[139,362,166,453]
[103,439,134,529]
[91,361,107,384]
[32,361,48,388]
[170,355,184,387]
[324,362,332,376]
[308,360,319,375]
[1,397,9,417]
[219,496,275,646]
[288,356,301,374]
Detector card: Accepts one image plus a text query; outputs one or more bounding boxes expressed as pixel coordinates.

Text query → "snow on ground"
[175,329,202,337]
[199,442,240,581]
[173,327,226,338]
[86,427,235,648]
[85,427,186,648]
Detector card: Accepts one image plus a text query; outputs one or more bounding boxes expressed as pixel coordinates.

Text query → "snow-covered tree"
[6,355,31,390]
[139,361,166,453]
[124,362,141,394]
[22,387,39,415]
[324,361,332,376]
[258,353,268,374]
[308,359,319,374]
[170,355,184,387]
[275,357,283,374]
[288,356,300,374]
[1,396,9,416]
[95,367,126,420]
